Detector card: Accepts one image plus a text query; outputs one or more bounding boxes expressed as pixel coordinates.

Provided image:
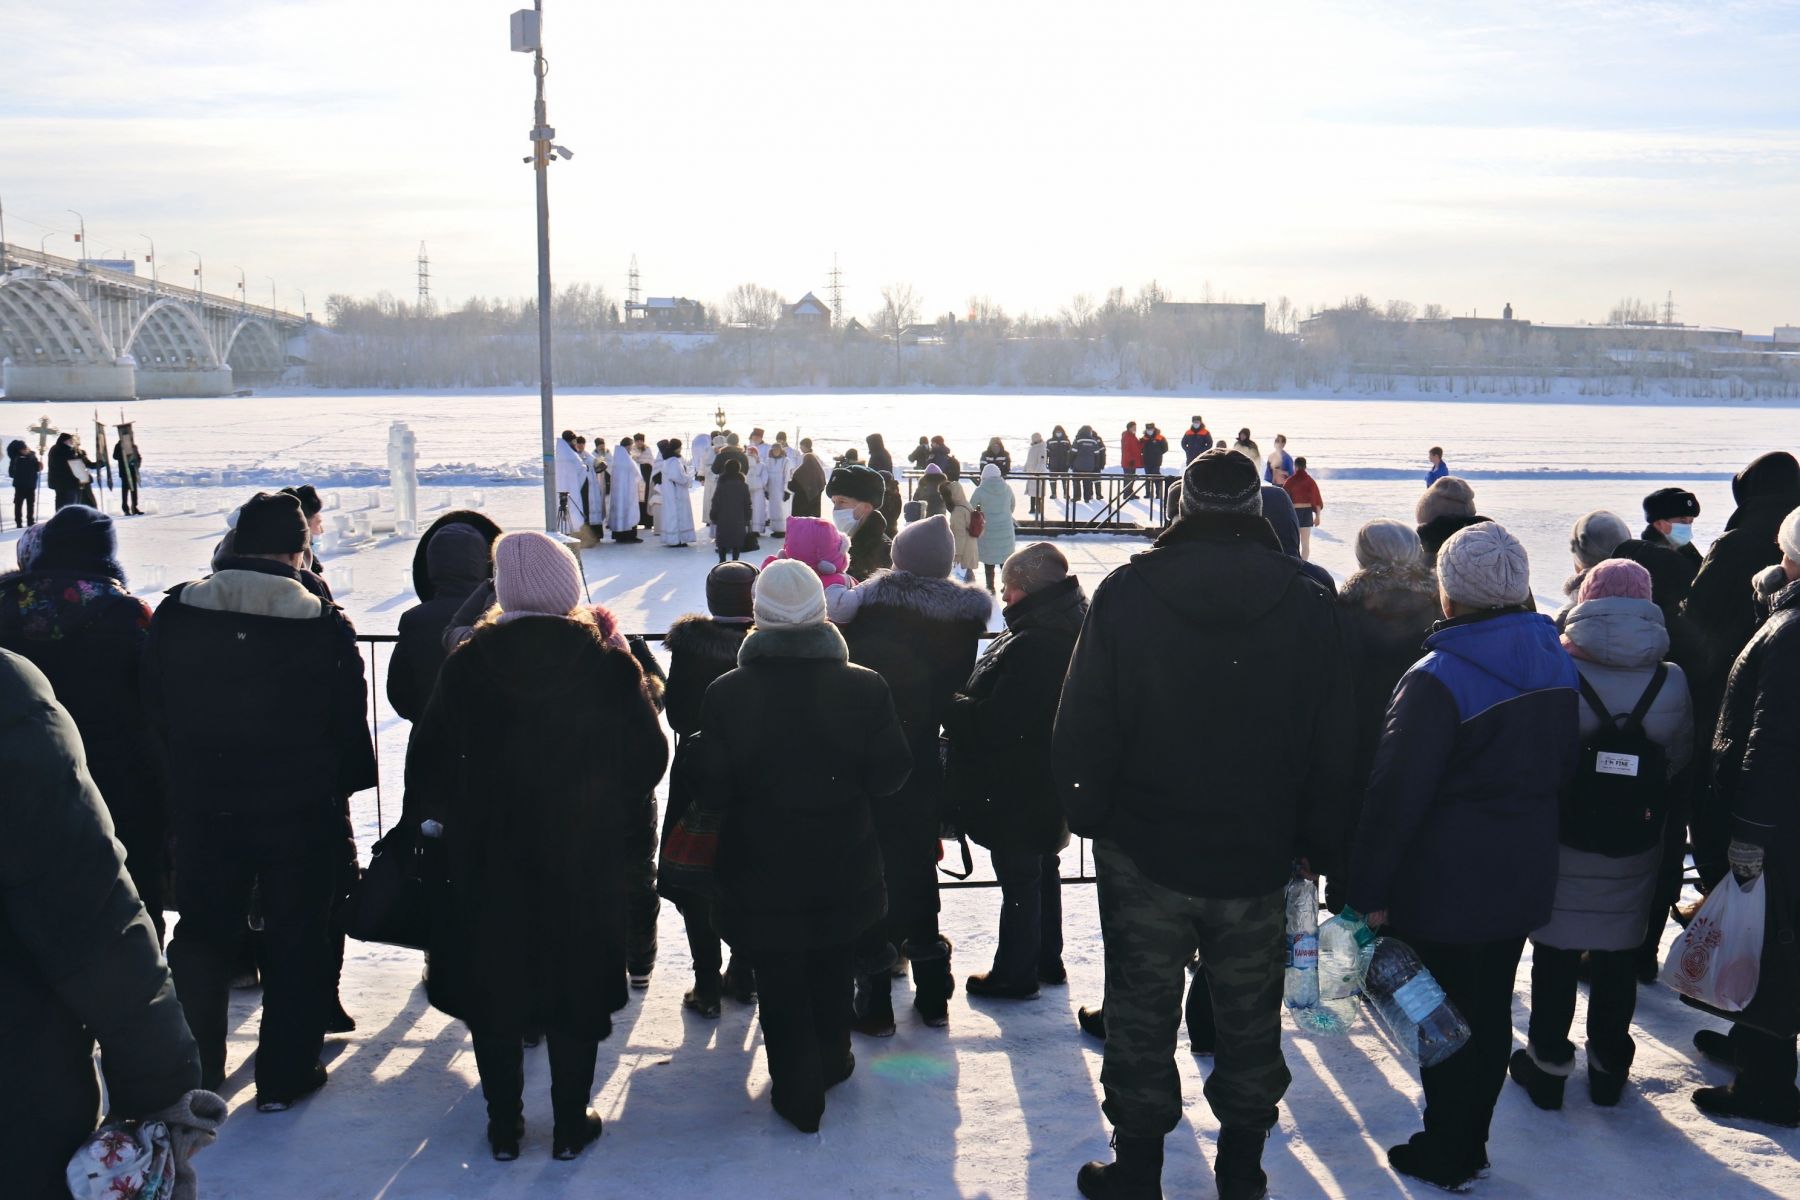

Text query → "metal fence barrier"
[897,468,1172,536]
[355,631,1097,889]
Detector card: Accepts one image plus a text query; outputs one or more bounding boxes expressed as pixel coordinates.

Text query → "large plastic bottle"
[1318,908,1376,1002]
[1359,936,1471,1067]
[1283,877,1321,1010]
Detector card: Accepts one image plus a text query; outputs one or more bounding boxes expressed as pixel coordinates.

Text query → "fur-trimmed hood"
[739,621,848,665]
[663,613,750,662]
[848,568,994,625]
[1340,561,1439,615]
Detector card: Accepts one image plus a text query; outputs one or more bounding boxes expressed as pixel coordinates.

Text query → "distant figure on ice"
[47,431,83,510]
[555,429,590,538]
[387,510,498,726]
[8,438,40,527]
[1181,414,1213,463]
[1425,445,1449,487]
[112,430,143,515]
[1231,427,1260,462]
[1053,447,1354,1200]
[699,561,912,1131]
[609,437,641,542]
[1348,521,1578,1191]
[659,438,696,548]
[1282,455,1323,560]
[1072,425,1104,502]
[1262,433,1293,485]
[789,438,827,518]
[1045,425,1072,498]
[1022,433,1047,517]
[971,463,1016,594]
[760,435,792,536]
[980,437,1012,478]
[412,531,667,1161]
[865,432,893,475]
[907,436,931,471]
[711,458,752,564]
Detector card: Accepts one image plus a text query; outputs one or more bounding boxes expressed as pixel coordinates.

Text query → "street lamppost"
[39,232,54,256]
[298,289,308,323]
[188,252,203,313]
[140,234,157,294]
[235,266,245,312]
[67,210,87,265]
[511,1,574,534]
[266,276,277,316]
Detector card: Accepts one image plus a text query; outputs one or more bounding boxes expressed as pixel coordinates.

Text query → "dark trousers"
[53,484,81,510]
[120,478,139,513]
[678,897,723,992]
[1402,932,1526,1161]
[989,850,1064,986]
[168,811,337,1095]
[1529,945,1638,1073]
[755,943,854,1127]
[1729,1023,1800,1098]
[12,485,34,526]
[470,1027,599,1127]
[1079,473,1098,501]
[1094,838,1289,1137]
[624,793,660,973]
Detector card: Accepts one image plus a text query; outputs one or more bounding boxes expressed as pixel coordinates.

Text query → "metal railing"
[353,630,1097,889]
[0,241,303,326]
[898,468,1172,535]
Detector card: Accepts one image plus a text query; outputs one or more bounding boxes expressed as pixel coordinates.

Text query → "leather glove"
[1728,838,1765,884]
[148,1089,228,1200]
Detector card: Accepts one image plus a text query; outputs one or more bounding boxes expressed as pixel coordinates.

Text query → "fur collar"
[851,569,994,624]
[739,622,848,665]
[664,613,751,659]
[179,569,325,620]
[1340,562,1439,611]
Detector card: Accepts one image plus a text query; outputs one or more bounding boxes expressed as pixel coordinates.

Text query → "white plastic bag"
[1661,874,1765,1012]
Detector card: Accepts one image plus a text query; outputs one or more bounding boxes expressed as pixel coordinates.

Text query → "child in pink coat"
[762,516,855,620]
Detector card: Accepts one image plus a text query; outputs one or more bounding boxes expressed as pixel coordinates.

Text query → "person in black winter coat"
[945,543,1086,999]
[700,561,913,1131]
[411,532,667,1161]
[1349,521,1580,1191]
[660,562,758,1016]
[980,437,1012,477]
[877,469,904,535]
[1072,425,1105,501]
[8,438,40,527]
[0,506,170,938]
[47,432,83,509]
[0,650,206,1196]
[711,458,753,562]
[1684,451,1800,878]
[143,492,377,1110]
[839,514,993,1034]
[928,436,953,473]
[1691,515,1800,1127]
[829,463,891,581]
[1642,486,1704,579]
[1180,415,1213,463]
[789,439,827,518]
[280,484,328,577]
[907,437,932,471]
[1045,425,1073,498]
[1054,449,1354,1200]
[387,510,499,724]
[865,433,894,475]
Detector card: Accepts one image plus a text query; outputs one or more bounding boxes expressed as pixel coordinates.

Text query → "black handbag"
[341,820,448,950]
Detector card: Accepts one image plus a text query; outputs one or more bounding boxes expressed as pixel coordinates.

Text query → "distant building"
[784,291,831,328]
[1776,325,1800,346]
[842,317,868,336]
[626,296,706,331]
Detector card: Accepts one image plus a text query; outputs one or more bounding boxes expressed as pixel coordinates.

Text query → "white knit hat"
[754,558,827,627]
[1439,521,1531,610]
[1780,506,1800,563]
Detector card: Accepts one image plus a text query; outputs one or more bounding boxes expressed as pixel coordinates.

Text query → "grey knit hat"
[1354,518,1423,570]
[1569,510,1632,571]
[1179,448,1262,519]
[1439,521,1531,610]
[1416,476,1477,525]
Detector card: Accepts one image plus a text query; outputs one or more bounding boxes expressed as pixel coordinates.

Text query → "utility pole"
[67,209,87,266]
[189,252,203,314]
[416,241,431,316]
[235,265,246,312]
[512,2,571,533]
[829,252,843,326]
[140,234,157,294]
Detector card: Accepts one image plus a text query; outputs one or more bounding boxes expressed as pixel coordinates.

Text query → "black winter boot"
[1692,1028,1734,1065]
[1508,1047,1569,1110]
[1693,1081,1800,1127]
[1387,1132,1478,1192]
[1076,1132,1164,1199]
[907,936,955,1027]
[1214,1127,1269,1200]
[1078,1004,1106,1040]
[852,970,896,1038]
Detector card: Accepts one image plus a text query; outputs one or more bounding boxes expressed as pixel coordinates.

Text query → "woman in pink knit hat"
[409,530,667,1162]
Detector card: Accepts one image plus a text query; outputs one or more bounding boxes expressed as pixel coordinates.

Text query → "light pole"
[298,289,308,322]
[512,1,573,533]
[266,276,277,316]
[140,234,157,293]
[188,252,203,311]
[235,265,245,312]
[40,232,54,256]
[67,210,86,265]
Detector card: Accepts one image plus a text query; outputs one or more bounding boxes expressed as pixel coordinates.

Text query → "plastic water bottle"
[1318,909,1376,1002]
[1283,877,1321,1009]
[1358,937,1471,1067]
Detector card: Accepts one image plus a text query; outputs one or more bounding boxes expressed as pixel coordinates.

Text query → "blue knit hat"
[33,505,125,583]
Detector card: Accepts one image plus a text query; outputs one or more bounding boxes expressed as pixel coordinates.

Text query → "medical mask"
[1668,523,1694,547]
[832,508,858,532]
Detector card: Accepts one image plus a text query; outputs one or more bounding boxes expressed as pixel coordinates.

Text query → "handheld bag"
[1661,874,1765,1012]
[968,506,987,539]
[1562,665,1669,856]
[341,819,448,950]
[658,732,722,899]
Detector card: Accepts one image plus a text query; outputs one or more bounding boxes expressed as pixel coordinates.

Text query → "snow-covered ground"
[9,388,1798,1195]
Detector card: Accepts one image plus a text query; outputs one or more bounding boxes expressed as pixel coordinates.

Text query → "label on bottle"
[1288,932,1318,970]
[1390,973,1445,1024]
[1596,751,1640,777]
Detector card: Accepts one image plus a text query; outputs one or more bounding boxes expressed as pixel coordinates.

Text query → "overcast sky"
[5,1,1797,330]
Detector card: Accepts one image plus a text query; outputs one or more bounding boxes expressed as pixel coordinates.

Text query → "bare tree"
[873,283,920,379]
[726,282,786,328]
[1060,292,1095,336]
[1607,297,1658,326]
[1420,302,1449,321]
[1383,299,1417,323]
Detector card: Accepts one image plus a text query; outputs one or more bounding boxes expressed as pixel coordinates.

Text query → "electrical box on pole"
[510,10,541,52]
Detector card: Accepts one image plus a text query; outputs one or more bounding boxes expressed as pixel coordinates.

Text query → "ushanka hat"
[826,462,885,506]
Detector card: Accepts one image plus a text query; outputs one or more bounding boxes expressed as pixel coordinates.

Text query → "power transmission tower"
[828,252,844,325]
[627,253,641,323]
[1662,290,1676,326]
[416,242,432,315]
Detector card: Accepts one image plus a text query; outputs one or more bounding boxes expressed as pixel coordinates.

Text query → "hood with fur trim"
[663,612,751,662]
[738,621,849,665]
[849,568,994,625]
[1340,560,1439,615]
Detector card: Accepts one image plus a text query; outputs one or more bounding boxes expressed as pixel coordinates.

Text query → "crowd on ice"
[3,419,1798,1200]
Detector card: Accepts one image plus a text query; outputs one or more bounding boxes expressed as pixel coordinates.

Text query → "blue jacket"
[1348,610,1579,943]
[1262,449,1293,482]
[1425,460,1449,487]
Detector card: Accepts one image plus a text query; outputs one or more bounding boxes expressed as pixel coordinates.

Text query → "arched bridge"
[0,243,308,400]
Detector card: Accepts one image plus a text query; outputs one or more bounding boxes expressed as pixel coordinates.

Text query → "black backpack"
[1562,665,1670,857]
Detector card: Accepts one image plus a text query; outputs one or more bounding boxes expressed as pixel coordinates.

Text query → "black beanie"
[706,561,758,620]
[827,463,885,506]
[280,484,323,518]
[1642,487,1700,524]
[1179,448,1263,519]
[235,492,309,555]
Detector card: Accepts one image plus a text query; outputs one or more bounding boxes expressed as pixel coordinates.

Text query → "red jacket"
[1283,469,1323,511]
[1120,430,1142,469]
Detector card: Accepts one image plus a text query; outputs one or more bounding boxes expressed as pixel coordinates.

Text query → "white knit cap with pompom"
[754,558,828,627]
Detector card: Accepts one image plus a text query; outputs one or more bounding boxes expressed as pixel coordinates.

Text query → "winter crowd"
[2,428,1797,1200]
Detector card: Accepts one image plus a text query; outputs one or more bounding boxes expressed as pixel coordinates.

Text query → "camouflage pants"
[1094,838,1290,1137]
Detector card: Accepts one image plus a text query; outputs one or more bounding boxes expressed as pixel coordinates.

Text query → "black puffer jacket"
[866,434,894,475]
[1054,511,1355,898]
[843,570,993,925]
[1045,432,1072,472]
[1072,429,1105,473]
[388,513,497,721]
[1684,452,1800,708]
[944,576,1086,855]
[700,623,912,950]
[1337,562,1439,822]
[847,508,892,581]
[661,614,750,841]
[414,614,667,1039]
[711,472,753,554]
[0,651,200,1195]
[1705,577,1800,1037]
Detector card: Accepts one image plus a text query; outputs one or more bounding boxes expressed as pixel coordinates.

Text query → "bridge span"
[0,243,309,400]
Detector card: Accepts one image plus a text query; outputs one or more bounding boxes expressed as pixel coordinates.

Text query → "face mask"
[1668,522,1694,547]
[832,508,858,532]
